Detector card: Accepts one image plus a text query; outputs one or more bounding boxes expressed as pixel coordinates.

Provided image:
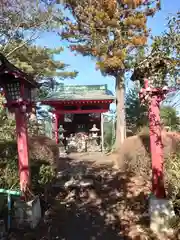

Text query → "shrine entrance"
[63,113,102,152]
[63,113,100,136]
[41,84,114,152]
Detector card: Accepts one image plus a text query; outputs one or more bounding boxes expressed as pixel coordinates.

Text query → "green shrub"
[0,97,59,193]
[0,137,58,193]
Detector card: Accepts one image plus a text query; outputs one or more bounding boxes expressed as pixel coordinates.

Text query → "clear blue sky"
[35,0,179,97]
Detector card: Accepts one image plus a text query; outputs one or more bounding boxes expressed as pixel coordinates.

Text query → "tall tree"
[59,0,160,149]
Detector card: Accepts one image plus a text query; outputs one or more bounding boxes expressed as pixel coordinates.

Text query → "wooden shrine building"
[41,83,114,152]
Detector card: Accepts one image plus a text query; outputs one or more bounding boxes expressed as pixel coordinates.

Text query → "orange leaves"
[101,0,117,17]
[106,19,118,27]
[96,56,125,73]
[121,0,144,8]
[146,7,157,16]
[63,0,160,75]
[70,45,99,57]
[131,36,147,46]
[106,56,124,68]
[127,29,134,36]
[124,15,146,28]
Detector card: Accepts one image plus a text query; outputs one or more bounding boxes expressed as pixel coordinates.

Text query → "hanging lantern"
[0,53,38,112]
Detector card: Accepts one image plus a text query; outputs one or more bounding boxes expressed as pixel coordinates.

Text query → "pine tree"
[0,0,56,51]
[59,0,160,148]
[2,44,77,82]
[0,0,77,92]
[0,0,77,121]
[126,88,148,133]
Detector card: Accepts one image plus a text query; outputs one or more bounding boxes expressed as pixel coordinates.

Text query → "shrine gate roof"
[43,84,115,101]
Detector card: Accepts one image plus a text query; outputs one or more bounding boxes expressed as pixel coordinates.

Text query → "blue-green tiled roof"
[44,83,115,101]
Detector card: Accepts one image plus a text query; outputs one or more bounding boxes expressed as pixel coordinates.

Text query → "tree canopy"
[61,0,160,75]
[133,12,180,86]
[151,11,179,79]
[0,0,77,98]
[0,0,55,53]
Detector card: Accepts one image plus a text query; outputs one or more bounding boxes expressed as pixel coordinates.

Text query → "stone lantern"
[88,124,101,152]
[90,124,100,138]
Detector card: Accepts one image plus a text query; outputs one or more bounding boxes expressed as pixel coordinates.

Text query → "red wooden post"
[144,79,166,198]
[0,54,39,195]
[15,108,30,193]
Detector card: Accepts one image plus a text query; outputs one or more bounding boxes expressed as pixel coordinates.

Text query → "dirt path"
[37,153,150,240]
[46,153,124,239]
[13,153,151,239]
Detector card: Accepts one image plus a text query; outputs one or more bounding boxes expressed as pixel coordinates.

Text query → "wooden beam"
[41,99,114,106]
[52,109,109,114]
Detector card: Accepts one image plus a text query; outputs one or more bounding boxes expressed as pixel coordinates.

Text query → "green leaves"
[38,165,56,185]
[125,89,180,133]
[126,88,148,133]
[0,0,77,86]
[151,12,180,78]
[132,12,179,86]
[160,106,180,131]
[0,95,16,141]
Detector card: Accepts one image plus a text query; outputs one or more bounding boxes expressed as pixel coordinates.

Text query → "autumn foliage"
[61,0,160,75]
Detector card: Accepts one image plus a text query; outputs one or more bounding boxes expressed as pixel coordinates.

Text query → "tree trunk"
[114,73,126,150]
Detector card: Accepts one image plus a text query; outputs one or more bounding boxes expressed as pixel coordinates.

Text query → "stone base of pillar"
[149,196,175,238]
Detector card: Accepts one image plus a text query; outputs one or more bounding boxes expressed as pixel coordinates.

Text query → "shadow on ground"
[10,154,152,239]
[30,154,151,240]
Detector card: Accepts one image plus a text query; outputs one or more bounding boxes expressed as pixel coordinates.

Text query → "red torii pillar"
[140,79,168,198]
